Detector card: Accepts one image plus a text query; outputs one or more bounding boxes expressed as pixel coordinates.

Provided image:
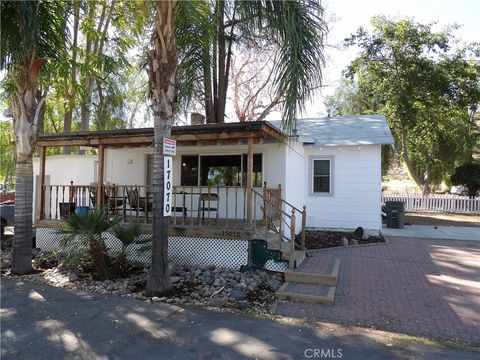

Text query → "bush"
[59,207,120,280]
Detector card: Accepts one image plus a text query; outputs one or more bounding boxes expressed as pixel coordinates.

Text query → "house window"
[181,154,262,186]
[200,155,242,186]
[312,158,331,194]
[181,155,199,186]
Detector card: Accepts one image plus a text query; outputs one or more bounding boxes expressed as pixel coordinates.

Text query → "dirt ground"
[405,212,480,227]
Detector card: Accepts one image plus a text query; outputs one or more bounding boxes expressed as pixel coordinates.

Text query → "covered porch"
[34,122,307,269]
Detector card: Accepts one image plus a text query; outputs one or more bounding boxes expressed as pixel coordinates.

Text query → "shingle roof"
[268,114,394,147]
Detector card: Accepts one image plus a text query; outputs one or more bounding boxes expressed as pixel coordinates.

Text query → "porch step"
[285,258,340,286]
[276,282,336,305]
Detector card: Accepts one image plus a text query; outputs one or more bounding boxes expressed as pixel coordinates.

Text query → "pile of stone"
[1,250,283,312]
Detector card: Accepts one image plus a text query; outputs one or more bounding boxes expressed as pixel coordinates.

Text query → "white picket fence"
[382,193,480,214]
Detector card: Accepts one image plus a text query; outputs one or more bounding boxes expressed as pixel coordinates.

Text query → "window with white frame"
[312,158,332,194]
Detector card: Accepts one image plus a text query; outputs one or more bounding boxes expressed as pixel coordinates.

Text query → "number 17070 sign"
[164,156,173,216]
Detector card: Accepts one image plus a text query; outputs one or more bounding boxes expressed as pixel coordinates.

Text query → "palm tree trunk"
[145,0,178,296]
[146,120,173,295]
[12,153,34,274]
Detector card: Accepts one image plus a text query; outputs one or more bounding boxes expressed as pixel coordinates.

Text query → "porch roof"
[36,121,286,148]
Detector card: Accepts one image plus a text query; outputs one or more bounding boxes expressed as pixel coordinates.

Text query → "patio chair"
[197,193,219,224]
[126,187,153,212]
[126,187,144,211]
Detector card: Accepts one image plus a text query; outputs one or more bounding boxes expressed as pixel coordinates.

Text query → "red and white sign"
[163,138,176,156]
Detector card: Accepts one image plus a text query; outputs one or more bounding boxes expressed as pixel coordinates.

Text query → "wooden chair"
[126,187,143,211]
[126,187,152,212]
[197,193,219,224]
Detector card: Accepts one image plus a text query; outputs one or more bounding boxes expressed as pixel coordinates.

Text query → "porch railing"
[252,182,307,255]
[39,183,251,226]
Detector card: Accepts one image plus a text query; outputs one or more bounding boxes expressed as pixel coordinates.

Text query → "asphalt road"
[1,279,477,360]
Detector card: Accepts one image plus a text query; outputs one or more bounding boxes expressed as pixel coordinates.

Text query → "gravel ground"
[1,249,283,315]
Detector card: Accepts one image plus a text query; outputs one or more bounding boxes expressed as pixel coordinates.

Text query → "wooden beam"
[173,130,265,142]
[97,144,105,208]
[37,136,154,148]
[38,146,46,220]
[246,138,254,222]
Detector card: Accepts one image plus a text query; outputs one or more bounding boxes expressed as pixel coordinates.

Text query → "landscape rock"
[349,239,358,245]
[353,227,364,239]
[231,289,246,301]
[340,238,349,246]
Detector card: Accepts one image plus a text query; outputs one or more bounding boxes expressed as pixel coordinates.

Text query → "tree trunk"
[203,60,215,123]
[400,129,423,191]
[216,0,226,123]
[63,1,80,155]
[145,0,179,296]
[12,154,34,274]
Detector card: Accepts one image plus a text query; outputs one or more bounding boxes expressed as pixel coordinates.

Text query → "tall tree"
[1,0,67,274]
[145,0,179,295]
[183,0,327,130]
[144,0,327,294]
[345,17,480,193]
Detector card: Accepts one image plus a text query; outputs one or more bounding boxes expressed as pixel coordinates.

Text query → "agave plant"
[111,222,142,276]
[60,207,120,279]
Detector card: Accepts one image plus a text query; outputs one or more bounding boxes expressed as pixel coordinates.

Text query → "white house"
[32,115,394,270]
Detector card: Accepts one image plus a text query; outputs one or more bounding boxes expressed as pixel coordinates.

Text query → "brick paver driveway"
[275,237,480,344]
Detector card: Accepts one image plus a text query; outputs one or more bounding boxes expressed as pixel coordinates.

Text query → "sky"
[1,0,478,124]
[300,0,480,117]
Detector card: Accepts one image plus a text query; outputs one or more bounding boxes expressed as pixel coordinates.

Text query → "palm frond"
[235,0,327,133]
[59,207,120,249]
[1,0,68,70]
[112,222,142,250]
[175,0,214,111]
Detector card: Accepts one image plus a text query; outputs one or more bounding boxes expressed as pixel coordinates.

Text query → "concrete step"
[276,282,336,305]
[285,258,340,286]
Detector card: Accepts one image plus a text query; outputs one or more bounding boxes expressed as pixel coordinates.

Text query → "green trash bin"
[385,201,405,229]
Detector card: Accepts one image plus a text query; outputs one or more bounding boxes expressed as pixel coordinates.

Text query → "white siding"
[105,148,151,186]
[284,141,305,233]
[33,155,98,218]
[302,144,382,231]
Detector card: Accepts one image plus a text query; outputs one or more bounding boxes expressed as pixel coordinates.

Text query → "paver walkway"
[276,237,480,344]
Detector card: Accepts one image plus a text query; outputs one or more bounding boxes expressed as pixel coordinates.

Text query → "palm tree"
[144,0,179,295]
[60,207,120,280]
[1,1,67,274]
[146,0,327,295]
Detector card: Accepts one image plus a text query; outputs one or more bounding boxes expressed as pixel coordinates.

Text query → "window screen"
[313,159,331,193]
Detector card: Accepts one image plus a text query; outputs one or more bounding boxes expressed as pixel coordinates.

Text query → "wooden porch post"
[97,144,105,208]
[246,138,254,222]
[38,146,46,220]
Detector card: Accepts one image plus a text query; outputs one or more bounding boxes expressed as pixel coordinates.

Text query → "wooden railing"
[39,183,250,226]
[252,182,307,253]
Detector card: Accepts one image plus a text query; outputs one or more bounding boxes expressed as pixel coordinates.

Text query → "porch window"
[312,158,331,194]
[181,155,199,186]
[180,154,262,186]
[200,155,242,186]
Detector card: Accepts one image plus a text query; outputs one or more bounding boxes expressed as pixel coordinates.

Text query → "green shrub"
[59,207,120,279]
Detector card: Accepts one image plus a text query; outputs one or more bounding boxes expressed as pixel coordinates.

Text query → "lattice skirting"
[35,227,249,270]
